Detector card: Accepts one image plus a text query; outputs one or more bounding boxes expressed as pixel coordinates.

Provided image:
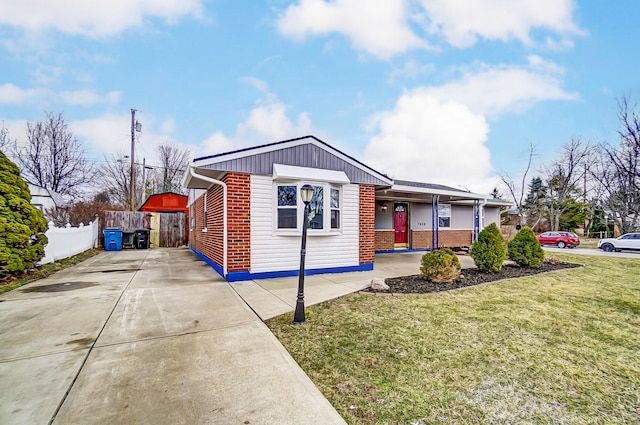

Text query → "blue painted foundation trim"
[226,263,374,282]
[190,246,373,282]
[190,247,225,278]
[375,248,431,254]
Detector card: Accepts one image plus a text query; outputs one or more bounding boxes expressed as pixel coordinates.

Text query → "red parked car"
[536,231,580,248]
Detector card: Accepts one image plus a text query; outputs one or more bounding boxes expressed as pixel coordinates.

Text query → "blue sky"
[0,0,638,193]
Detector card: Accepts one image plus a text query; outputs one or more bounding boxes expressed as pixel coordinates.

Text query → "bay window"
[275,182,342,233]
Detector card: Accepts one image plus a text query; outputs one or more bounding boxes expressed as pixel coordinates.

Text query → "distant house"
[28,183,65,212]
[139,192,188,214]
[183,135,511,282]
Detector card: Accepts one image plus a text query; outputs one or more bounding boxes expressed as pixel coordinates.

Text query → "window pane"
[438,217,450,228]
[330,188,339,208]
[438,204,451,217]
[278,185,297,206]
[277,209,297,228]
[331,210,340,229]
[308,186,324,229]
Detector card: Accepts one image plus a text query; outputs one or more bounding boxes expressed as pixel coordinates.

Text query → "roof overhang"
[375,183,513,207]
[190,135,393,187]
[182,166,227,189]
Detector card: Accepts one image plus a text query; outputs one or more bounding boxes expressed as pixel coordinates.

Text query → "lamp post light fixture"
[293,184,314,325]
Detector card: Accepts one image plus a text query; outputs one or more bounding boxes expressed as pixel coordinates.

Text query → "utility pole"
[130,109,136,211]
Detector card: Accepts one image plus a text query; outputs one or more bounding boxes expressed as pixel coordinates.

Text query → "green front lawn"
[267,253,640,424]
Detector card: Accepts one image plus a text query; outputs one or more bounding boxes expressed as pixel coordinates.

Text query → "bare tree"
[541,138,591,231]
[592,96,640,234]
[13,111,93,198]
[97,153,143,208]
[0,125,14,152]
[499,143,536,227]
[153,141,191,194]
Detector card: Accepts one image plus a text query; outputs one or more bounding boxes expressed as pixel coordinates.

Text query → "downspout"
[188,166,227,279]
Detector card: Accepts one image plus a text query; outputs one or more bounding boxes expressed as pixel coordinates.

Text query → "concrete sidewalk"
[0,248,346,424]
[232,251,476,320]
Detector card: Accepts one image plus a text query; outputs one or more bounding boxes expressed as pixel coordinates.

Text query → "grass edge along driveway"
[267,253,640,424]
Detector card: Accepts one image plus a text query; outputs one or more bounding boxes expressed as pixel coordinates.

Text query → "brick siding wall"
[375,229,395,251]
[411,229,472,249]
[359,185,375,264]
[189,172,251,275]
[226,173,251,272]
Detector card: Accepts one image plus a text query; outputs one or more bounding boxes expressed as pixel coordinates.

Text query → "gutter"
[187,166,228,279]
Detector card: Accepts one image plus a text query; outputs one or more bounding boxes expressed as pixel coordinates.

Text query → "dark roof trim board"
[393,179,466,193]
[192,135,393,186]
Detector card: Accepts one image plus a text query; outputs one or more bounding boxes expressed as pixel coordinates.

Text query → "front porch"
[374,180,489,253]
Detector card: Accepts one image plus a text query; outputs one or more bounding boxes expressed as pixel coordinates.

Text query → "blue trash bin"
[103,228,123,251]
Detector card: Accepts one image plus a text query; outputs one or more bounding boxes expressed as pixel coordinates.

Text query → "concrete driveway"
[0,248,345,425]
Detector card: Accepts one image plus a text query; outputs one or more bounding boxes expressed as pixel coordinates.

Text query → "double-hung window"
[277,185,297,229]
[438,204,451,228]
[330,187,340,229]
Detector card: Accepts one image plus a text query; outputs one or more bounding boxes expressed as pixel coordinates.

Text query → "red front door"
[394,204,408,246]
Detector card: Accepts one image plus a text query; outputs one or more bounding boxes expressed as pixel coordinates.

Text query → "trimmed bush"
[470,222,506,272]
[0,151,48,276]
[507,226,545,267]
[420,248,461,283]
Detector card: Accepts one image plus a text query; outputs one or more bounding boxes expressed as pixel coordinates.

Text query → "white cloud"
[364,93,495,192]
[59,89,122,106]
[71,114,136,156]
[160,117,176,134]
[0,83,48,104]
[0,83,123,107]
[388,59,435,84]
[0,0,204,38]
[363,57,577,192]
[239,77,269,92]
[277,0,428,60]
[276,0,582,59]
[71,113,184,165]
[422,56,579,118]
[199,94,314,156]
[418,0,583,48]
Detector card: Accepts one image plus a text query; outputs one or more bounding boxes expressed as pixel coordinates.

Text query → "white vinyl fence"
[39,220,100,265]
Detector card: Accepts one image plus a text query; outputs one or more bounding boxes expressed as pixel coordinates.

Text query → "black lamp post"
[293,184,314,325]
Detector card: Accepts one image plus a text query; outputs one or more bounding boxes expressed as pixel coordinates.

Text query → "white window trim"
[273,180,343,236]
[202,192,208,232]
[438,204,451,229]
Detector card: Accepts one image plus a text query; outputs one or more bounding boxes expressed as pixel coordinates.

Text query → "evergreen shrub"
[507,226,545,267]
[0,151,48,276]
[470,222,506,272]
[420,248,461,283]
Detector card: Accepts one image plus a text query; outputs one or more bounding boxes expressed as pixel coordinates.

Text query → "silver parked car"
[598,233,640,252]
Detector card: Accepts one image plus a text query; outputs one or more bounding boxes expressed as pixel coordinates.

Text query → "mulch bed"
[365,262,583,294]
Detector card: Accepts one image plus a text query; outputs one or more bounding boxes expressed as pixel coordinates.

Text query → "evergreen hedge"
[507,226,545,267]
[470,222,506,272]
[0,151,48,276]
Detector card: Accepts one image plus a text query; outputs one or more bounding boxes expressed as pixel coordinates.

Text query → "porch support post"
[473,199,480,242]
[431,195,439,250]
